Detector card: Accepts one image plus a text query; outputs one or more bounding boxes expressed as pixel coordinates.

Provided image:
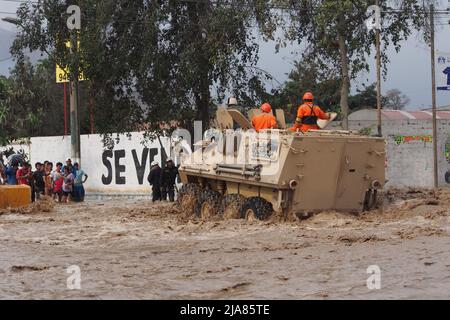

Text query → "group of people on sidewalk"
[1,156,177,204]
[0,158,88,203]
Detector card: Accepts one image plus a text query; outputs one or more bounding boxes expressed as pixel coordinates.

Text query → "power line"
[1,2,450,27]
[2,0,450,14]
[0,56,13,63]
[0,0,38,3]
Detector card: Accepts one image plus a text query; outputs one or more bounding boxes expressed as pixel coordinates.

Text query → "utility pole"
[63,82,68,136]
[430,4,439,189]
[69,31,81,165]
[366,3,382,136]
[66,4,82,165]
[376,0,382,137]
[89,97,95,134]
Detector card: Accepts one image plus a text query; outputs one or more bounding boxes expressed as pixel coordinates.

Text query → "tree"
[10,0,276,142]
[0,56,92,145]
[0,76,13,145]
[349,83,377,111]
[266,60,341,120]
[263,61,380,122]
[276,0,432,129]
[383,88,410,110]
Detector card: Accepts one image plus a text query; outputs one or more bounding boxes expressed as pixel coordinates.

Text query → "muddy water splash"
[0,189,449,299]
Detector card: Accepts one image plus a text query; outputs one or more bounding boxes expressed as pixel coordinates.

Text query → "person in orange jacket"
[291,92,331,133]
[252,103,278,132]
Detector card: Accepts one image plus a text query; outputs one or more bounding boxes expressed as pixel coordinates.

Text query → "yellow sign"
[56,64,86,83]
[55,39,86,83]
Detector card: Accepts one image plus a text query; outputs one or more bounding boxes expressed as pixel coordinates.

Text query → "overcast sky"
[1,0,450,110]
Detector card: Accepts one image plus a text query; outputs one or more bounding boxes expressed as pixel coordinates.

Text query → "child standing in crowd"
[44,162,53,196]
[62,166,75,203]
[62,158,76,175]
[16,163,31,186]
[52,162,64,202]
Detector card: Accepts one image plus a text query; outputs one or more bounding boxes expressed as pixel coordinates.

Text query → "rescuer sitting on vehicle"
[252,103,278,132]
[291,92,331,133]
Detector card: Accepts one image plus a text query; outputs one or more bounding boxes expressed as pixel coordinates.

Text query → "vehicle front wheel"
[177,183,201,219]
[221,194,246,220]
[241,197,274,222]
[199,190,223,220]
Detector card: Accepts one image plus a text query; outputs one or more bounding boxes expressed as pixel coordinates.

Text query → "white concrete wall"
[4,122,450,192]
[350,120,450,188]
[5,133,170,194]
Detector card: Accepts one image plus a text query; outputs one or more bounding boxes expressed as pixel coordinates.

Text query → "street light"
[1,17,19,25]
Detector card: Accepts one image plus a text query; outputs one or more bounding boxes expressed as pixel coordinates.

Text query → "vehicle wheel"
[371,190,379,209]
[446,171,450,184]
[363,190,372,211]
[241,197,273,222]
[177,183,201,219]
[199,190,223,220]
[363,189,378,211]
[222,194,246,220]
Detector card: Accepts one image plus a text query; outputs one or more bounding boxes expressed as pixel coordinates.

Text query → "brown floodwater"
[0,189,449,300]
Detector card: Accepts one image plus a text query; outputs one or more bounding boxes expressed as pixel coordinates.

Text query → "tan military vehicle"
[178,107,385,221]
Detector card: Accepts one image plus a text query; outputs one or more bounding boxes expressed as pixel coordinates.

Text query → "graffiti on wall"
[445,137,450,163]
[446,137,450,184]
[102,148,161,185]
[391,135,433,146]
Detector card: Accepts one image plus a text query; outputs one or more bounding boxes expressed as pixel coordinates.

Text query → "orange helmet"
[303,92,314,101]
[261,103,272,113]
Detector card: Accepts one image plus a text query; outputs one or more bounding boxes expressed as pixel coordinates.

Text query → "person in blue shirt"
[62,158,77,176]
[72,163,88,202]
[5,164,18,185]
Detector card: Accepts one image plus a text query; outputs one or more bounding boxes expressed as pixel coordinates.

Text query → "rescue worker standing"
[291,92,330,133]
[148,162,162,202]
[252,103,278,132]
[160,159,179,202]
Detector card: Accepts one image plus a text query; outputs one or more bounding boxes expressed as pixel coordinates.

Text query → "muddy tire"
[198,190,223,220]
[363,190,371,211]
[222,194,246,220]
[177,183,201,219]
[363,189,379,211]
[241,197,273,222]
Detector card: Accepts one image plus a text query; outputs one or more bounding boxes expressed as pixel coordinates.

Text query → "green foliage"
[349,83,377,111]
[2,0,431,143]
[263,60,341,121]
[274,0,432,128]
[359,125,376,136]
[0,147,29,165]
[10,0,277,139]
[0,57,94,144]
